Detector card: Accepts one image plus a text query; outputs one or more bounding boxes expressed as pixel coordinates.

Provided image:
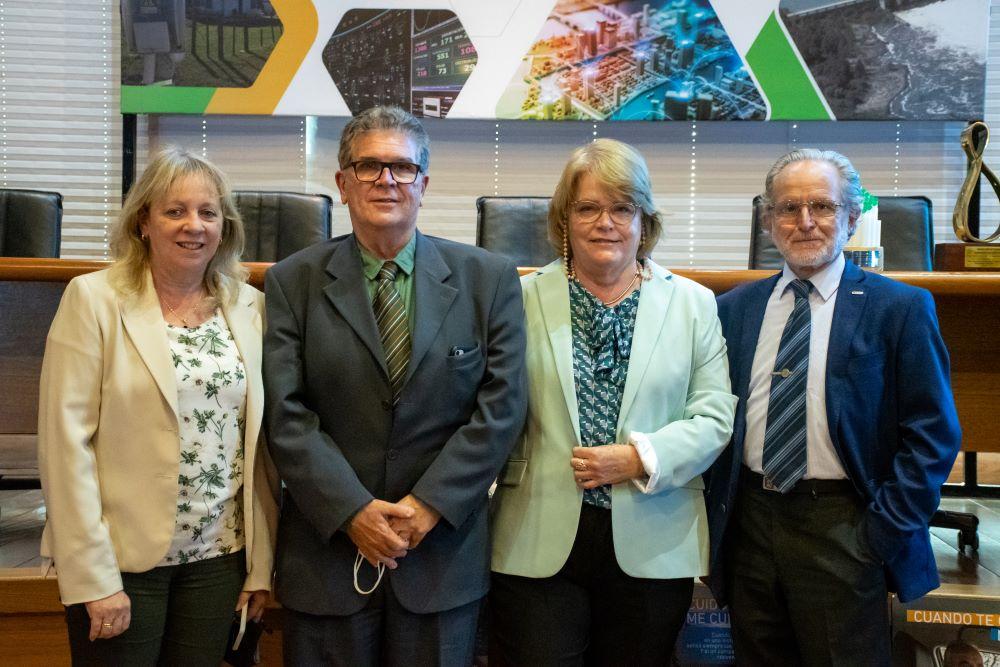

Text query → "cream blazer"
[38,268,279,605]
[491,260,737,579]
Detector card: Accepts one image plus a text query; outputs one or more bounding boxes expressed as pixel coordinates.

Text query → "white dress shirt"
[743,255,848,480]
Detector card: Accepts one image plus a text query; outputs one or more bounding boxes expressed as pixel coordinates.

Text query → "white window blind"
[136,114,308,194]
[140,116,971,270]
[1,0,119,259]
[979,1,1000,241]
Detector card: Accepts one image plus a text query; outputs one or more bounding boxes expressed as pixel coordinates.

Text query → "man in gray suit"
[264,106,527,665]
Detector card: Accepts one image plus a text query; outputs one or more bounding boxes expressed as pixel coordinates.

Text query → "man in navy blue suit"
[705,149,961,666]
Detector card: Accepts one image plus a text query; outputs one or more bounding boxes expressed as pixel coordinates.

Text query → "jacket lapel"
[618,262,673,427]
[534,262,580,439]
[736,275,780,397]
[732,273,781,450]
[223,285,263,451]
[322,237,387,375]
[405,231,457,384]
[825,262,868,447]
[119,271,178,419]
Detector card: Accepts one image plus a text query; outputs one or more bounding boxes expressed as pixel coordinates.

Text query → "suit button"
[387,450,398,461]
[721,503,727,513]
[381,400,391,411]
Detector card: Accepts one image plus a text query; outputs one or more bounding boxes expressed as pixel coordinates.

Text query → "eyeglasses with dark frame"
[769,199,843,222]
[348,160,422,184]
[569,200,638,226]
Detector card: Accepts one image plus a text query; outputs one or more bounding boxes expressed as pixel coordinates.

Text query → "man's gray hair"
[762,148,863,221]
[337,105,430,172]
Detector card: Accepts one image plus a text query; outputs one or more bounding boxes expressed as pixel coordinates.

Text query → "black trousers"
[282,577,479,667]
[490,503,694,667]
[727,471,890,667]
[64,550,245,667]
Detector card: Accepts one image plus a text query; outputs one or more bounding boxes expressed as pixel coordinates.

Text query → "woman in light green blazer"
[490,139,737,665]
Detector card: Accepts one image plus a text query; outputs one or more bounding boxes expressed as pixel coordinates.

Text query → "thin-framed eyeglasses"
[349,160,422,184]
[569,200,638,226]
[769,199,843,222]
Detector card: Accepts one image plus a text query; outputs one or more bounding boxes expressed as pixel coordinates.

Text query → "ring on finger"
[102,622,113,628]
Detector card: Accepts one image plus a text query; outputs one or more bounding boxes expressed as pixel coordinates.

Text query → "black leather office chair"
[476,196,557,267]
[0,189,62,257]
[0,190,61,493]
[749,195,934,271]
[234,191,332,262]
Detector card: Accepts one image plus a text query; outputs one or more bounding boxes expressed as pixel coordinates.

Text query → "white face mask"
[353,550,385,595]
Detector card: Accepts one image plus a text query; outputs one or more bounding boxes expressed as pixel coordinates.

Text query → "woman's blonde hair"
[109,146,246,303]
[548,138,663,259]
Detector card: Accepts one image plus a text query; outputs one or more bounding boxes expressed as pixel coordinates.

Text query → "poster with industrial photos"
[118,1,991,120]
[121,0,281,88]
[495,0,766,121]
[780,0,988,120]
[322,9,477,118]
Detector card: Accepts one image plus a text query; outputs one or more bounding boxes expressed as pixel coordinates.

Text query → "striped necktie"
[762,278,813,493]
[373,261,410,405]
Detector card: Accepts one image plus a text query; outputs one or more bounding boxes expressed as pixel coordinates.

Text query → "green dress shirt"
[358,234,416,335]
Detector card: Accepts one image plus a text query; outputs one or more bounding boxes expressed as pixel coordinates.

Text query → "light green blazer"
[491,259,737,579]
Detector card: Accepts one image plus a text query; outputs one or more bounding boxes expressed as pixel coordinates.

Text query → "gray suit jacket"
[264,231,527,615]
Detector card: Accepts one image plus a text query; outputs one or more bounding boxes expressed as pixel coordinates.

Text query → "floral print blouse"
[570,280,641,510]
[159,311,247,566]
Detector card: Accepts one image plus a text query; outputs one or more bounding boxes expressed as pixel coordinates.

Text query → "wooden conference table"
[2,257,997,463]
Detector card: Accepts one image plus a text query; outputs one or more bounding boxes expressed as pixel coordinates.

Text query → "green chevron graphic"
[121,86,217,114]
[746,12,830,120]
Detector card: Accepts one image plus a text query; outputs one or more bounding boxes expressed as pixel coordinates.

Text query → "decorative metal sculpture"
[953,121,1000,243]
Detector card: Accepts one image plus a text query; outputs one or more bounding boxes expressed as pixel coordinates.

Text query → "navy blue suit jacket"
[705,262,961,604]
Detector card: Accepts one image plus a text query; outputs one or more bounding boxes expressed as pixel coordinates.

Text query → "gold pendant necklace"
[601,260,645,307]
[161,293,204,328]
[601,270,640,307]
[163,299,190,327]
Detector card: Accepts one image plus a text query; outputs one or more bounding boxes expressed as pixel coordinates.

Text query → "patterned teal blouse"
[570,280,641,509]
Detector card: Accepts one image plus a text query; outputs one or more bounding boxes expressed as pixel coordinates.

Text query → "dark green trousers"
[727,474,890,667]
[65,550,245,666]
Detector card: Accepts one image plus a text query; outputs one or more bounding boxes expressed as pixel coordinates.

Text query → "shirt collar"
[358,233,416,281]
[778,253,845,303]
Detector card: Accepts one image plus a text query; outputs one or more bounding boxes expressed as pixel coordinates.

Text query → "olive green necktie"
[373,261,410,405]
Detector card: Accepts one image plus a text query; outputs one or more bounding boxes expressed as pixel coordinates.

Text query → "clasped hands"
[570,444,645,489]
[347,494,441,569]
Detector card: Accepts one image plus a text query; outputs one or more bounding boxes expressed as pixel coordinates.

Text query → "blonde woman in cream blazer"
[38,147,278,666]
[490,139,737,665]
